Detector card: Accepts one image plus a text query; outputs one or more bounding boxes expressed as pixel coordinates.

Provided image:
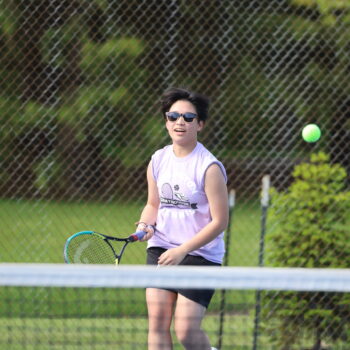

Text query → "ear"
[197,120,204,132]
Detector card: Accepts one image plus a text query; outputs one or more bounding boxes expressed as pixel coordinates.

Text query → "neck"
[172,141,197,158]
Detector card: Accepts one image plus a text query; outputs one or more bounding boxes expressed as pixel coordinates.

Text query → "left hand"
[135,222,155,241]
[158,247,187,266]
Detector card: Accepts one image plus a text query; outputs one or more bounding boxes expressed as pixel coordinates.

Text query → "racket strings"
[67,234,116,264]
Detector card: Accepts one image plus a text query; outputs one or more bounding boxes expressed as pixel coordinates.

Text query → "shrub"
[263,152,350,350]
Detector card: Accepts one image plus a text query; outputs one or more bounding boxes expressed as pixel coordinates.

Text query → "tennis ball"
[302,124,321,143]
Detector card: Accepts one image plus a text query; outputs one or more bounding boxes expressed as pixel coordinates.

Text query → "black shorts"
[146,247,221,308]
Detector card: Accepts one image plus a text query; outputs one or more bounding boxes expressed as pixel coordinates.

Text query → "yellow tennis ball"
[302,124,321,143]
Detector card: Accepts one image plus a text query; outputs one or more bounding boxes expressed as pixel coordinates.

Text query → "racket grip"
[128,230,146,242]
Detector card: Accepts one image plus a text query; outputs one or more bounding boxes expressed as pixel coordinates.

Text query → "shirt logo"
[160,183,197,209]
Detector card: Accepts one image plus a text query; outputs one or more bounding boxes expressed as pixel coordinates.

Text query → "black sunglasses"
[165,111,197,123]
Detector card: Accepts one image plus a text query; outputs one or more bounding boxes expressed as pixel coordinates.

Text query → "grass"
[2,312,348,350]
[2,198,348,349]
[0,196,261,316]
[0,313,266,350]
[0,197,263,348]
[0,286,259,348]
[0,198,147,263]
[0,197,262,265]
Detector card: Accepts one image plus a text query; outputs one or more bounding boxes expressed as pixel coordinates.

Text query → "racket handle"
[128,230,146,242]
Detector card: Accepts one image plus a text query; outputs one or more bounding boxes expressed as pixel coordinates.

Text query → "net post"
[252,174,270,350]
[217,189,235,349]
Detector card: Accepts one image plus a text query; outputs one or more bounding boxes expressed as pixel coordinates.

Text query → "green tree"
[0,1,161,200]
[263,152,350,350]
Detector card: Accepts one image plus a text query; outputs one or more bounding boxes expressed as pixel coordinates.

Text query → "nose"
[175,116,186,124]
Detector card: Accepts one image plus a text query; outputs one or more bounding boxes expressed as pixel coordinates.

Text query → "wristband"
[135,221,155,234]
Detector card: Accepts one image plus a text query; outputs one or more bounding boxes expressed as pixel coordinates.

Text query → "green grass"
[2,313,348,350]
[0,287,262,349]
[1,198,349,349]
[1,286,147,318]
[0,197,260,316]
[0,313,266,350]
[0,197,262,265]
[0,198,147,263]
[0,197,261,318]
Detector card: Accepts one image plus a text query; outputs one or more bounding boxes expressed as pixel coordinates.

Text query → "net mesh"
[1,264,349,350]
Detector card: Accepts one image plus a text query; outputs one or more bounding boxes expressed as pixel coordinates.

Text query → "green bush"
[263,152,350,350]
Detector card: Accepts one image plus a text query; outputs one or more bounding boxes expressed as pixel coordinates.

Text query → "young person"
[136,87,228,350]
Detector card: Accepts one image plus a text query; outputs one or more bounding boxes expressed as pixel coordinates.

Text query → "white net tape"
[1,264,350,291]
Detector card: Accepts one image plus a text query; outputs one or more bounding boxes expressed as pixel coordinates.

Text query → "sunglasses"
[165,111,197,123]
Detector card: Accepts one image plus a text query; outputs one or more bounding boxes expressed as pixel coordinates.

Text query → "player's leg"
[146,287,177,350]
[173,294,211,350]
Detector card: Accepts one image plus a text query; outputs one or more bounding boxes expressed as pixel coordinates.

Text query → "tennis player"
[137,87,228,350]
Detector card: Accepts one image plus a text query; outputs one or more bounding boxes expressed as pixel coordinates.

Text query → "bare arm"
[138,161,159,240]
[158,163,228,265]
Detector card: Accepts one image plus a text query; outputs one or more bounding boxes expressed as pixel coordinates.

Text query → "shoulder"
[151,144,172,180]
[196,143,221,163]
[152,144,172,160]
[196,143,227,183]
[195,142,210,156]
[205,162,226,181]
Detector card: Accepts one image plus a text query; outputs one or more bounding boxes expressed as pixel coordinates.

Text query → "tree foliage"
[0,1,350,199]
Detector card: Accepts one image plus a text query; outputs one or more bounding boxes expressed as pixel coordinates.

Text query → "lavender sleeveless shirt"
[147,142,227,264]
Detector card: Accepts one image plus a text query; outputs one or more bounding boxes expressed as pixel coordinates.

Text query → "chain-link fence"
[1,0,350,261]
[1,1,350,349]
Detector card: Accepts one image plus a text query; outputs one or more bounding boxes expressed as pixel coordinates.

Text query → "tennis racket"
[63,230,146,265]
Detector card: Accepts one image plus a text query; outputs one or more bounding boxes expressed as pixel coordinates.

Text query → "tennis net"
[1,264,350,350]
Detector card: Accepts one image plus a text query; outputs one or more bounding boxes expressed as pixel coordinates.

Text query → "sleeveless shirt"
[147,142,227,263]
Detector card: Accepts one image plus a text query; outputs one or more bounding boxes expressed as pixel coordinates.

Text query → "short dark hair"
[161,87,210,122]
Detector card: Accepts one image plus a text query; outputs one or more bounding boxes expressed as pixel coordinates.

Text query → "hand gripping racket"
[63,230,146,265]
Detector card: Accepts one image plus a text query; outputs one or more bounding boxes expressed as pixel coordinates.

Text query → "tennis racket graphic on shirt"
[160,183,197,209]
[63,230,146,265]
[161,183,173,198]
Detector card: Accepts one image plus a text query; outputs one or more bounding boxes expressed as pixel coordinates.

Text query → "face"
[165,100,204,146]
